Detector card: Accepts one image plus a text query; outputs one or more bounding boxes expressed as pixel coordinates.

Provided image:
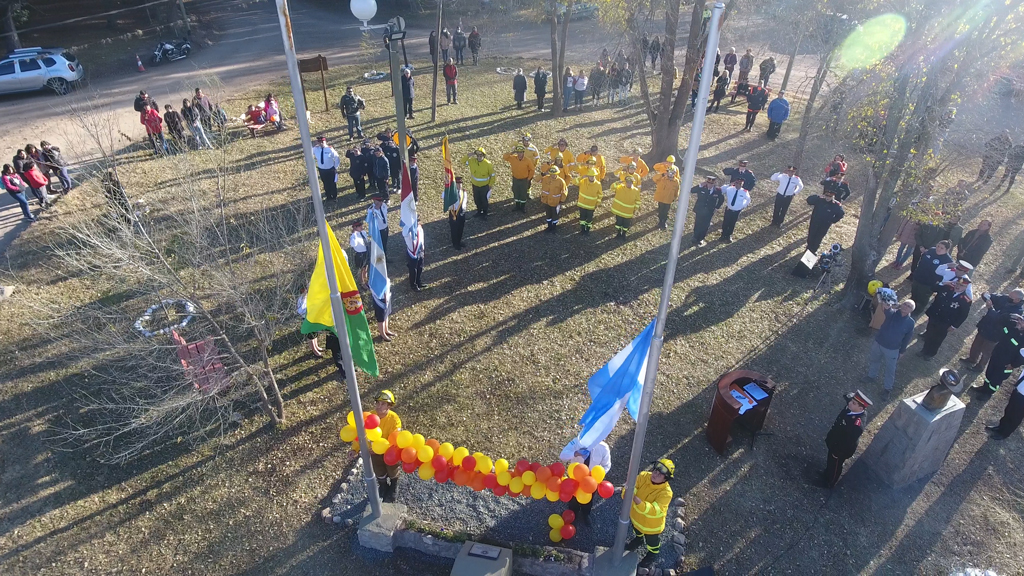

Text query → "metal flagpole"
[388,39,411,172]
[274,0,382,519]
[610,2,725,564]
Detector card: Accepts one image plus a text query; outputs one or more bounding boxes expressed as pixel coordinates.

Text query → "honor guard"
[722,159,757,191]
[805,188,845,253]
[447,176,468,249]
[719,176,751,243]
[824,390,872,489]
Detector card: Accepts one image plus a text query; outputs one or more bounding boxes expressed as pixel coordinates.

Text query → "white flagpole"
[274,0,382,519]
[610,2,725,564]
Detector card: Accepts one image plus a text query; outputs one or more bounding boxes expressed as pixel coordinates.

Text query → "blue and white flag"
[560,320,655,459]
[367,212,391,315]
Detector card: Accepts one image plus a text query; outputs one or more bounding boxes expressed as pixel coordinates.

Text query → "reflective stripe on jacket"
[611,182,641,218]
[653,173,681,204]
[577,179,603,210]
[630,471,672,534]
[464,157,496,186]
[540,175,567,207]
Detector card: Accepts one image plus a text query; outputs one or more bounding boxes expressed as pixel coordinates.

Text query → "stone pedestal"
[357,502,406,552]
[450,541,512,576]
[588,546,638,576]
[861,391,965,488]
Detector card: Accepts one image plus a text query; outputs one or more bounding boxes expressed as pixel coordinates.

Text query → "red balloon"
[402,460,419,474]
[597,480,615,499]
[364,414,380,429]
[483,473,499,489]
[508,488,520,498]
[462,455,477,472]
[493,485,508,497]
[435,467,449,484]
[546,477,561,493]
[559,491,573,502]
[530,462,542,473]
[432,454,448,471]
[560,524,576,540]
[515,459,531,474]
[401,446,418,464]
[561,510,576,524]
[384,446,400,466]
[561,478,579,494]
[549,462,566,478]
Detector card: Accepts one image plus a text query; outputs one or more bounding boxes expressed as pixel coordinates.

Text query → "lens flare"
[836,13,907,71]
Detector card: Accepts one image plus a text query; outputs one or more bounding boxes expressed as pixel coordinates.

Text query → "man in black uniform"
[722,160,757,191]
[379,133,402,190]
[805,189,845,253]
[973,314,1024,396]
[985,364,1024,440]
[824,390,873,489]
[920,276,973,359]
[344,145,367,199]
[690,176,724,247]
[820,172,851,202]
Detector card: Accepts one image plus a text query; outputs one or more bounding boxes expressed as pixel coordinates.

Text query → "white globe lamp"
[351,0,378,29]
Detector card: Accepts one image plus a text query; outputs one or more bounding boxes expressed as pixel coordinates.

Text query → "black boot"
[376,479,389,503]
[382,477,398,503]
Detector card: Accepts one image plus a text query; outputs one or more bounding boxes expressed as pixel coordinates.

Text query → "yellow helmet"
[667,155,676,163]
[375,390,396,405]
[627,162,637,171]
[584,168,598,177]
[476,147,486,155]
[548,166,560,174]
[867,280,883,296]
[653,458,675,479]
[515,144,526,152]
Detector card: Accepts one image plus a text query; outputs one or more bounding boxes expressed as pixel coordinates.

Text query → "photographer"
[862,298,916,398]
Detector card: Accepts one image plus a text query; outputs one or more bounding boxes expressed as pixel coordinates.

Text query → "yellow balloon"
[477,456,493,474]
[346,411,356,426]
[590,465,606,482]
[509,477,525,493]
[453,447,469,466]
[396,430,414,449]
[496,471,512,486]
[439,443,455,459]
[546,489,559,502]
[567,462,578,478]
[417,445,434,463]
[548,514,564,529]
[372,439,390,454]
[549,528,563,543]
[494,459,509,474]
[472,451,485,461]
[530,482,546,499]
[521,471,537,486]
[418,463,435,480]
[411,434,426,449]
[576,490,593,504]
[339,425,357,443]
[365,427,382,442]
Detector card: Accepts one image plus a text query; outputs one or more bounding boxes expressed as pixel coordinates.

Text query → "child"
[350,220,369,286]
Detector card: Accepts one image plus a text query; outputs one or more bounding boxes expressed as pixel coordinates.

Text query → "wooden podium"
[706,370,776,455]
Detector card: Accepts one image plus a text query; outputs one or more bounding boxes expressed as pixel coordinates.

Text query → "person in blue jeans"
[2,164,35,221]
[862,298,916,398]
[340,86,366,141]
[562,68,575,112]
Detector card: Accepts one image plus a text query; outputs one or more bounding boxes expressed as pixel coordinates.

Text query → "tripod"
[814,268,835,295]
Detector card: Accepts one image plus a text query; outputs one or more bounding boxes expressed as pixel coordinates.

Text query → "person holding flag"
[503,145,537,212]
[446,176,469,249]
[404,219,427,292]
[367,202,395,342]
[300,222,379,377]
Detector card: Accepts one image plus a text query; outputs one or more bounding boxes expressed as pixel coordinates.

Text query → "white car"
[0,47,84,95]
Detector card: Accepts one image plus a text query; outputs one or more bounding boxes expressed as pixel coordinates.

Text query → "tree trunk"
[260,344,285,421]
[650,1,703,162]
[791,52,832,172]
[779,29,803,94]
[556,0,573,112]
[2,3,22,52]
[550,6,560,118]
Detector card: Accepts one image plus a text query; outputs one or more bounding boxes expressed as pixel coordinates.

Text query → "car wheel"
[47,77,70,95]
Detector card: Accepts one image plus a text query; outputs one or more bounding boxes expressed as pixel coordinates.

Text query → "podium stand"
[706,370,776,454]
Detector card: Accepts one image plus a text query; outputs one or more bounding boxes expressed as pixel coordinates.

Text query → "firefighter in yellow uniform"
[361,390,403,503]
[576,145,607,181]
[503,145,538,212]
[540,156,569,188]
[624,459,674,571]
[652,165,681,230]
[462,147,497,219]
[618,148,650,181]
[520,133,540,163]
[544,138,576,178]
[540,166,568,232]
[611,167,642,238]
[614,162,643,189]
[651,155,677,176]
[577,167,603,234]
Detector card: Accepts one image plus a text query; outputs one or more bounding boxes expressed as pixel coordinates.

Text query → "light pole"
[274,0,382,519]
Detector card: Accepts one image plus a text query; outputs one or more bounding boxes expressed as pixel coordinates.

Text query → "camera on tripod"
[817,243,843,273]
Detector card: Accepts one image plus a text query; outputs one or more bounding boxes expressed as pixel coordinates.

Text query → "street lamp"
[350,0,380,30]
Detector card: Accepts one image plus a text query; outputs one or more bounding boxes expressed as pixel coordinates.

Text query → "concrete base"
[861,391,966,488]
[357,502,407,552]
[589,546,638,576]
[451,541,512,576]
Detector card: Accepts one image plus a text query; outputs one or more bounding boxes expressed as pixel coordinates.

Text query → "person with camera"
[719,176,750,243]
[805,188,845,253]
[961,289,1024,371]
[824,390,873,489]
[919,276,974,360]
[909,240,954,317]
[691,175,724,247]
[340,86,366,141]
[862,298,916,398]
[972,314,1024,396]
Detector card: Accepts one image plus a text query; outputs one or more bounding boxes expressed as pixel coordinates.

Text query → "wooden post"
[431,0,443,122]
[321,66,329,112]
[298,55,329,114]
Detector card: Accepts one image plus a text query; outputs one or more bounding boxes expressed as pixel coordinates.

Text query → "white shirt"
[722,185,751,211]
[404,224,424,258]
[937,263,974,299]
[312,144,340,170]
[770,172,804,196]
[574,76,589,91]
[562,441,611,472]
[350,231,368,253]
[367,202,388,230]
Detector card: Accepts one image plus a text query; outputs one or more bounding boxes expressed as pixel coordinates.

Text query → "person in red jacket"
[443,58,459,105]
[140,103,169,155]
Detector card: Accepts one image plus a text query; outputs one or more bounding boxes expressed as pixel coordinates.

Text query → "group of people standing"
[133,88,226,155]
[2,141,70,222]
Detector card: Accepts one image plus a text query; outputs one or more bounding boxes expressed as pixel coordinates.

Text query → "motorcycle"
[150,39,191,65]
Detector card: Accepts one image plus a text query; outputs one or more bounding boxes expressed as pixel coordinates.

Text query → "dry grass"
[1,54,1024,576]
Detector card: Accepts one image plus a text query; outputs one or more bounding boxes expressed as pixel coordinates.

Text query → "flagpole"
[610,3,724,564]
[274,0,382,519]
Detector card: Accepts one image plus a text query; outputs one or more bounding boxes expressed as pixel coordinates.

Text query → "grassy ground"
[1,52,1024,575]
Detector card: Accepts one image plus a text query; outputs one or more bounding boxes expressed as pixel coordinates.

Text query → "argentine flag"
[561,320,655,459]
[367,211,391,315]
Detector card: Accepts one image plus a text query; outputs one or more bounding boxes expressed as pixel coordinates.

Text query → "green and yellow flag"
[301,223,379,376]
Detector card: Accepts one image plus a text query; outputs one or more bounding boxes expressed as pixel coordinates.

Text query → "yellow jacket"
[614,170,642,188]
[540,162,569,187]
[352,410,401,452]
[652,161,675,175]
[653,173,681,204]
[502,153,537,180]
[577,178,603,210]
[630,471,672,534]
[540,175,568,207]
[463,156,496,187]
[611,182,642,218]
[544,146,575,172]
[618,156,650,179]
[576,152,607,180]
